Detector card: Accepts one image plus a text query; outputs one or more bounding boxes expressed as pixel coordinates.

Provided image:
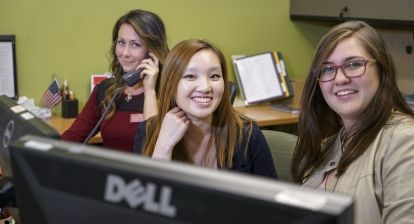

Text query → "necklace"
[124,86,144,102]
[125,94,132,102]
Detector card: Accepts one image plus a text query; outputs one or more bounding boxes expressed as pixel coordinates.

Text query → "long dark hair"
[103,9,169,118]
[291,21,414,183]
[141,39,251,168]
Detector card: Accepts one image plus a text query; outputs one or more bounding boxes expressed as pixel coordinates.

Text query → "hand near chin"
[152,107,190,160]
[139,52,159,91]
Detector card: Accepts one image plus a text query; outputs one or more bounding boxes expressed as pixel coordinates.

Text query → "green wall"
[0,0,328,113]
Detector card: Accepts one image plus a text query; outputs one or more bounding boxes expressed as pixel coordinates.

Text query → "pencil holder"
[62,99,78,118]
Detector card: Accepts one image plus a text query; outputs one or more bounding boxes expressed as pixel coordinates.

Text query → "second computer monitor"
[0,95,60,177]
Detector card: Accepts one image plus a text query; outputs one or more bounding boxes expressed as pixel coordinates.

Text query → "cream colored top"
[303,112,414,224]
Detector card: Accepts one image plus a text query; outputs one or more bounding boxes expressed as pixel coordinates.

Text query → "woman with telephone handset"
[62,9,169,152]
[133,39,278,178]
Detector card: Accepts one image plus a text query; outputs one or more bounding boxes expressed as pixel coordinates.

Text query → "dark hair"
[291,20,414,183]
[104,9,169,118]
[142,39,251,168]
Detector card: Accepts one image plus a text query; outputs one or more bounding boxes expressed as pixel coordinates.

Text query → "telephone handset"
[122,53,150,87]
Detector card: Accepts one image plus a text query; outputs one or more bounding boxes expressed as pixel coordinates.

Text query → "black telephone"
[122,54,150,87]
[122,68,145,87]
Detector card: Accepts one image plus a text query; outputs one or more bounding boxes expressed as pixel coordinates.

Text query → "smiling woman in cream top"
[291,20,414,224]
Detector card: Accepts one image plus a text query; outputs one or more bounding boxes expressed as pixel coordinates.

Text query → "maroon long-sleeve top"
[61,80,145,152]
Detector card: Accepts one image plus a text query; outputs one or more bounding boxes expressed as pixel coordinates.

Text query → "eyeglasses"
[318,59,377,82]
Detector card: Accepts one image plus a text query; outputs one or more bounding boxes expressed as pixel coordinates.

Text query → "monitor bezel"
[10,135,354,224]
[0,95,60,177]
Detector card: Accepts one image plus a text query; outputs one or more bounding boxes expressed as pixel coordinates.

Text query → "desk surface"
[234,104,298,126]
[45,80,303,142]
[47,102,299,138]
[46,102,298,143]
[233,79,303,126]
[44,116,102,144]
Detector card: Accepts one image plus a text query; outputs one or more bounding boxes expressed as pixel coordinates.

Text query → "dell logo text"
[104,174,177,217]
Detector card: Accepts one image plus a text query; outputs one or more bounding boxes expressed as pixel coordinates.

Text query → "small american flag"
[41,78,62,109]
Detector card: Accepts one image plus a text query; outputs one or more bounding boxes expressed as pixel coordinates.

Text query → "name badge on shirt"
[130,113,144,123]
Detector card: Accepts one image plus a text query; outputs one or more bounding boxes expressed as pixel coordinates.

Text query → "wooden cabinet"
[290,0,348,19]
[290,0,414,27]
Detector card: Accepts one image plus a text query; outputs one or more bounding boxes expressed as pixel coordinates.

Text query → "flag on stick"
[41,78,62,109]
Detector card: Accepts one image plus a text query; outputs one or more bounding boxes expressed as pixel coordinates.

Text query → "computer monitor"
[0,95,60,177]
[10,135,354,224]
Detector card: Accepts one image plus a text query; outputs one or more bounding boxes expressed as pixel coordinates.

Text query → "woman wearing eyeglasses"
[291,20,414,223]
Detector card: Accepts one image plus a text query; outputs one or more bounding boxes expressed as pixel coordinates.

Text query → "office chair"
[262,130,297,182]
[229,81,238,104]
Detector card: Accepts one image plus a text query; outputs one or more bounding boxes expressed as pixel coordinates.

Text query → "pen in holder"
[62,98,78,118]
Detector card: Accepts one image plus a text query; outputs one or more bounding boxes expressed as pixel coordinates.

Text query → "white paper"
[0,42,15,97]
[234,53,283,103]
